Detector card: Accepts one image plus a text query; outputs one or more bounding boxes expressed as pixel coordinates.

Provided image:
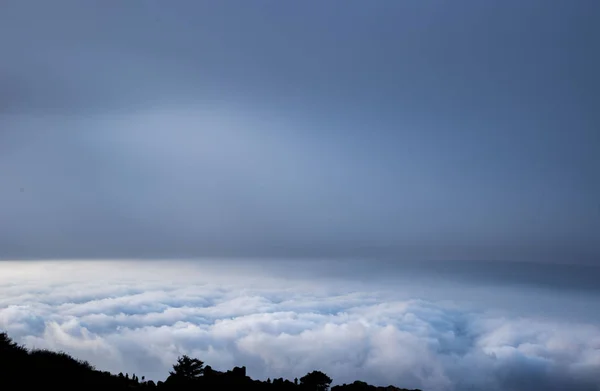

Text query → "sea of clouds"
[1,260,599,391]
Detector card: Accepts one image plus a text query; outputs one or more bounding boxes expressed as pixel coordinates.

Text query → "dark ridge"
[0,332,421,391]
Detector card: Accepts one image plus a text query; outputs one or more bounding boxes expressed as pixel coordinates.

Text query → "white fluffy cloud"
[0,260,599,391]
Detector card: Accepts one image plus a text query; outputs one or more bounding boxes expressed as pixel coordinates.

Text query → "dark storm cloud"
[1,0,599,263]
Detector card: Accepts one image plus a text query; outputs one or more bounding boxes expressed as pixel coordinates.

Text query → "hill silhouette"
[1,331,421,391]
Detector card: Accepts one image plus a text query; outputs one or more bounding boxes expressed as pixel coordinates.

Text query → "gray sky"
[1,0,599,263]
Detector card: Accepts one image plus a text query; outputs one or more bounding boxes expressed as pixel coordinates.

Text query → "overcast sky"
[1,0,599,263]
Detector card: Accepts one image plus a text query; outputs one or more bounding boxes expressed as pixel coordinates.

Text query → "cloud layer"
[1,261,599,391]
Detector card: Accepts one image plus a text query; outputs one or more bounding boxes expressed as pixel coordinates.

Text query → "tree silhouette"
[0,330,421,391]
[300,370,333,391]
[169,354,205,379]
[0,332,27,355]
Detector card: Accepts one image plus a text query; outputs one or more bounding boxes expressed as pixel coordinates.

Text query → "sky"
[1,0,599,263]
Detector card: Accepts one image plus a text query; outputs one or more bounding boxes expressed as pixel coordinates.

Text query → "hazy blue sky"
[1,0,599,263]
